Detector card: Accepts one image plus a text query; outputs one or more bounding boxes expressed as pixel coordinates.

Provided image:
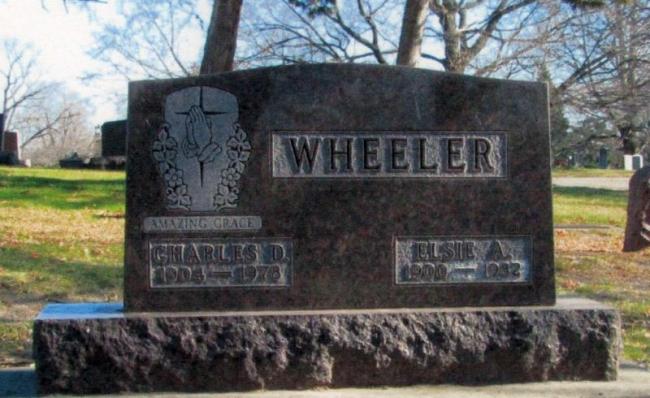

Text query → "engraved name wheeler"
[152,87,251,211]
[272,132,507,178]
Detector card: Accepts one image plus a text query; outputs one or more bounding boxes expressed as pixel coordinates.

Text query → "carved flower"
[227,136,251,162]
[214,184,230,208]
[176,186,191,207]
[166,187,178,205]
[226,187,239,204]
[221,167,240,188]
[152,126,178,162]
[164,168,183,188]
[214,184,238,209]
[168,184,190,207]
[214,194,227,208]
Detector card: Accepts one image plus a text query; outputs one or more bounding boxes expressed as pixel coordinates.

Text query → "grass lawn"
[552,167,634,178]
[553,187,628,227]
[0,166,648,367]
[0,167,124,366]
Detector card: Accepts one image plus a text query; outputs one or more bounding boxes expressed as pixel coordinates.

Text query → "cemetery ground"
[0,166,648,369]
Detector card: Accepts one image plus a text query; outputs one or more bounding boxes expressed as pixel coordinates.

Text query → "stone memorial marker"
[125,64,554,311]
[599,146,609,169]
[0,130,21,166]
[2,131,19,155]
[624,165,650,251]
[34,65,620,394]
[101,119,127,157]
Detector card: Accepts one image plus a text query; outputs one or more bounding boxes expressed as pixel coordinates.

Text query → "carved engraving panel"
[395,236,532,285]
[152,86,251,211]
[149,238,292,288]
[272,132,506,178]
[143,216,261,233]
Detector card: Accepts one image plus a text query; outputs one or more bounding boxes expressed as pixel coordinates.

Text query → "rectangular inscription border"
[393,235,533,286]
[271,131,508,179]
[147,237,293,289]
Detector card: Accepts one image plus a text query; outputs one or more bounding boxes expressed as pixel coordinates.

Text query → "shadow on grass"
[0,367,36,396]
[552,186,628,204]
[0,175,124,211]
[0,247,122,303]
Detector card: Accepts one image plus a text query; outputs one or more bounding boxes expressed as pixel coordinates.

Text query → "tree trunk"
[200,0,243,75]
[440,8,464,73]
[396,0,430,66]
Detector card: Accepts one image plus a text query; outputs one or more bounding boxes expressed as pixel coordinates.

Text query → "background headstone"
[625,154,645,171]
[0,130,20,166]
[0,113,4,151]
[598,146,608,169]
[58,152,87,169]
[623,166,650,252]
[101,120,127,157]
[3,131,20,158]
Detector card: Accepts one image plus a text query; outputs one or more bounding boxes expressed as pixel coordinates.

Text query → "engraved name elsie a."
[395,236,531,285]
[273,132,506,177]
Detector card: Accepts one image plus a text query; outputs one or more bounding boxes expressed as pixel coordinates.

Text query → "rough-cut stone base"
[34,298,620,395]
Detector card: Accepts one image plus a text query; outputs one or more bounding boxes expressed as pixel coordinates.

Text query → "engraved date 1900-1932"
[149,238,292,288]
[395,236,532,285]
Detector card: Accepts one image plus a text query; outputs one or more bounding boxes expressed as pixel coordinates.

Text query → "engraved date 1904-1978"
[395,236,532,285]
[149,238,292,288]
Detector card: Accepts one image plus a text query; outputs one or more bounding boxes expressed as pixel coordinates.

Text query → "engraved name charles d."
[149,239,293,288]
[152,86,251,212]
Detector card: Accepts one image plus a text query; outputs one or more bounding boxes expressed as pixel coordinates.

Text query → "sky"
[0,0,208,130]
[0,0,449,136]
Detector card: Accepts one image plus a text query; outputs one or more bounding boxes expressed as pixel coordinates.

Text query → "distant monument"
[101,119,127,157]
[0,113,30,166]
[624,154,644,171]
[97,120,127,169]
[624,166,650,252]
[58,152,87,169]
[33,65,621,394]
[0,130,22,166]
[598,146,609,169]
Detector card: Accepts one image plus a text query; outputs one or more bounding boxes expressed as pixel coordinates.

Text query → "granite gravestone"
[101,120,127,157]
[3,131,19,155]
[0,131,21,166]
[34,65,620,394]
[125,64,554,312]
[623,166,650,251]
[599,147,609,169]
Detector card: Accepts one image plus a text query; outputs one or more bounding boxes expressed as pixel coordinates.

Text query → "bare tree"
[19,93,96,166]
[396,0,430,66]
[90,0,554,78]
[201,0,243,74]
[91,0,206,79]
[239,0,556,79]
[0,40,55,151]
[546,1,650,154]
[422,0,555,75]
[238,0,402,67]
